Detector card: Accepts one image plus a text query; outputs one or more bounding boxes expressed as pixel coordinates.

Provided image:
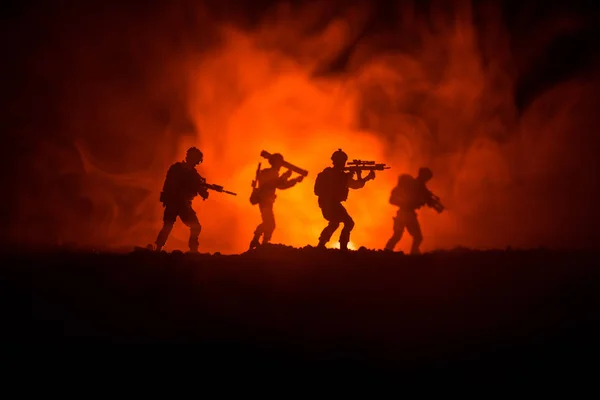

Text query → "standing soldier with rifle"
[384,167,444,255]
[248,151,307,250]
[154,146,236,253]
[313,149,388,251]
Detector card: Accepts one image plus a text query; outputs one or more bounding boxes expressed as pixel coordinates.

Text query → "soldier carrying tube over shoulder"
[248,151,308,250]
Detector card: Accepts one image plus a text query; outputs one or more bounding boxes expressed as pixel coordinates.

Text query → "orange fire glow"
[153,24,442,254]
[11,1,600,253]
[143,6,501,254]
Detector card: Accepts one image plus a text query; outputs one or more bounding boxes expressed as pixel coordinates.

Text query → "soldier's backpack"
[389,187,402,207]
[390,174,413,207]
[249,188,262,205]
[314,169,327,197]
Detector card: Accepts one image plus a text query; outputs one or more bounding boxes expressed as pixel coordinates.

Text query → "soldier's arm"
[348,170,375,189]
[424,189,439,207]
[277,176,303,190]
[197,174,209,199]
[348,173,366,189]
[199,186,209,198]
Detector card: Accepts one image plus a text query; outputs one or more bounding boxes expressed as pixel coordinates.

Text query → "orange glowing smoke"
[21,1,599,253]
[151,11,469,254]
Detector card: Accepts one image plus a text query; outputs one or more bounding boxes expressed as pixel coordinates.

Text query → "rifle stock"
[251,162,261,188]
[249,162,262,205]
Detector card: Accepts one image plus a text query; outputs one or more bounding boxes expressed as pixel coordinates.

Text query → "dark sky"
[1,0,599,250]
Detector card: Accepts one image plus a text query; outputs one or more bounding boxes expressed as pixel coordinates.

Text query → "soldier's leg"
[338,205,355,251]
[318,204,340,248]
[318,221,340,248]
[180,205,201,253]
[385,211,406,251]
[250,215,264,249]
[260,204,276,244]
[155,206,178,251]
[405,213,423,255]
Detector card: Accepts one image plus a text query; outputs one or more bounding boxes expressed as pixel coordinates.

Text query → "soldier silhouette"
[155,146,209,252]
[249,153,304,250]
[384,167,443,255]
[313,149,375,251]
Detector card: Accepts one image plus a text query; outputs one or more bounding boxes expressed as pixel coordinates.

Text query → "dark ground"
[1,245,598,372]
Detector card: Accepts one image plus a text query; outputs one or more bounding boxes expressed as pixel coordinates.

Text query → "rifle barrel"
[348,160,376,166]
[202,182,237,196]
[344,165,390,171]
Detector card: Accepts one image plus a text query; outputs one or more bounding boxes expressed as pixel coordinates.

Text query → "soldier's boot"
[155,222,174,252]
[262,230,273,246]
[385,226,404,251]
[250,224,264,250]
[339,225,352,251]
[410,234,422,255]
[188,224,201,253]
[249,238,261,250]
[409,245,421,255]
[188,240,199,253]
[384,237,399,251]
[318,222,339,249]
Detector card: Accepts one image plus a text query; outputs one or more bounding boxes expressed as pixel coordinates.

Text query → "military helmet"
[418,167,433,180]
[331,148,348,163]
[186,146,203,163]
[268,153,284,166]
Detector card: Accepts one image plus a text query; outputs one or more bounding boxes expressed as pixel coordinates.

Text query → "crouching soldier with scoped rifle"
[384,167,444,255]
[154,146,236,253]
[314,149,389,251]
[248,150,307,250]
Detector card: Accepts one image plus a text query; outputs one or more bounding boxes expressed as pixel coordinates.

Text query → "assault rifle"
[426,192,445,214]
[343,159,390,173]
[249,162,262,205]
[199,178,237,198]
[251,162,262,189]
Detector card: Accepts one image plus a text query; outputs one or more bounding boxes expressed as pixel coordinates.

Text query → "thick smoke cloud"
[4,0,600,253]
